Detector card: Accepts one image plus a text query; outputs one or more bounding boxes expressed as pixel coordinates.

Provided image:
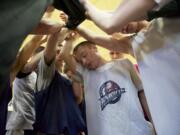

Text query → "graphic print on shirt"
[99,80,126,111]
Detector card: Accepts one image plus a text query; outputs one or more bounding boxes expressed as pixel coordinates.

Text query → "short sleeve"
[36,55,55,91]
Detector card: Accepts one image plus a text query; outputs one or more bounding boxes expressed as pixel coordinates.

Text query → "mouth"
[87,63,96,70]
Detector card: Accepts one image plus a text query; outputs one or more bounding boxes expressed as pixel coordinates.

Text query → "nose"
[82,58,90,67]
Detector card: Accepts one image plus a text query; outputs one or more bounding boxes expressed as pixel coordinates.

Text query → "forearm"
[77,26,112,47]
[77,26,133,54]
[44,32,59,64]
[31,19,64,34]
[101,34,134,55]
[44,28,69,64]
[138,90,157,135]
[20,35,44,64]
[138,91,153,122]
[92,34,134,56]
[85,0,155,34]
[76,26,95,42]
[61,40,77,73]
[10,35,44,83]
[22,51,43,73]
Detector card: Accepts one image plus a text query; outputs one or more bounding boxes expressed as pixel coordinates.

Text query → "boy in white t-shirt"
[61,40,153,135]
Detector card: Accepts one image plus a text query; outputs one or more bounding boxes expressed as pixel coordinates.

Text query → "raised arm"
[61,33,78,73]
[44,28,69,64]
[22,51,43,73]
[22,28,69,74]
[10,35,44,83]
[31,19,65,35]
[21,32,61,74]
[80,0,155,34]
[77,26,133,55]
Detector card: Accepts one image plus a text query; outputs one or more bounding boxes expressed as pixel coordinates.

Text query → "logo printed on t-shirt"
[99,80,125,111]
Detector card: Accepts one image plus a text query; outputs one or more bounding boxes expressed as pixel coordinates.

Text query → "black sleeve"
[147,0,180,21]
[53,0,86,29]
[16,71,31,79]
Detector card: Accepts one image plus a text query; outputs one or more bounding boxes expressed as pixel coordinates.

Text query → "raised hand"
[65,31,80,42]
[59,11,68,23]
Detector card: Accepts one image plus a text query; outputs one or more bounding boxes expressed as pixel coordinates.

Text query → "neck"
[97,57,108,68]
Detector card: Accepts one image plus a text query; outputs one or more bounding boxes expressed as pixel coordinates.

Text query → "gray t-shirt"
[36,55,55,92]
[6,56,55,130]
[6,72,37,130]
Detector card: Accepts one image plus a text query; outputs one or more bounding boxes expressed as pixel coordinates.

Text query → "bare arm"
[125,59,153,125]
[21,31,60,74]
[22,28,69,74]
[80,0,155,34]
[72,81,83,104]
[44,28,69,65]
[77,26,134,55]
[22,51,43,73]
[31,19,65,35]
[18,35,44,66]
[138,91,153,123]
[138,91,156,134]
[10,35,43,83]
[61,34,78,73]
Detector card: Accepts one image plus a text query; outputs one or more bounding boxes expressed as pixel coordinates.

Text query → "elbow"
[105,28,115,35]
[104,23,117,35]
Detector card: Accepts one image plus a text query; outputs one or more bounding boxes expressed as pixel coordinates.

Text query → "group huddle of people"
[0,0,180,135]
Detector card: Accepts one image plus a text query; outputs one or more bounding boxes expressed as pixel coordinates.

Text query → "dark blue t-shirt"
[34,71,86,135]
[0,81,12,135]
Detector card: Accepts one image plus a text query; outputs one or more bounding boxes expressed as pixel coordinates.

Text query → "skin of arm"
[10,35,44,84]
[121,21,149,34]
[76,26,134,55]
[60,33,78,73]
[80,0,155,34]
[22,28,69,75]
[138,90,156,134]
[125,59,155,131]
[72,81,83,104]
[31,18,65,35]
[60,33,83,104]
[44,27,69,65]
[22,51,43,73]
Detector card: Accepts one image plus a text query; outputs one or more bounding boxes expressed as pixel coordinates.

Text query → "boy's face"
[75,44,99,70]
[109,51,123,60]
[55,46,63,69]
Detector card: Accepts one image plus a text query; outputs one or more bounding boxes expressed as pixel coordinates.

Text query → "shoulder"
[114,58,134,73]
[113,58,131,66]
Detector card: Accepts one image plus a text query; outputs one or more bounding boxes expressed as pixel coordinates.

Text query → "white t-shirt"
[132,18,180,135]
[77,59,152,135]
